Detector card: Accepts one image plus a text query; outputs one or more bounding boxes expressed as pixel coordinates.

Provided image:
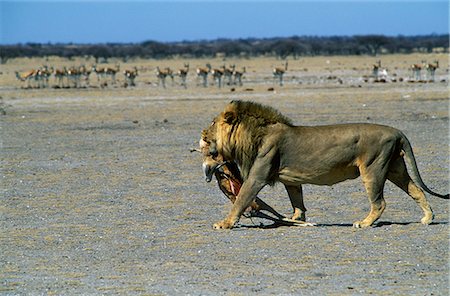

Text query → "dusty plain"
[1,54,449,295]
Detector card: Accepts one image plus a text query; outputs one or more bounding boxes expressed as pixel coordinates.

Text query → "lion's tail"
[401,135,449,199]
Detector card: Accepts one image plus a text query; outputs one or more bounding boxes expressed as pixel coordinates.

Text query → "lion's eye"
[209,147,218,158]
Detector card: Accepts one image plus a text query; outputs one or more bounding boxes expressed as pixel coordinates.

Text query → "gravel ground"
[1,56,449,295]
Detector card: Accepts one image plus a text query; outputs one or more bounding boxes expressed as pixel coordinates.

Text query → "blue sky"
[1,1,448,44]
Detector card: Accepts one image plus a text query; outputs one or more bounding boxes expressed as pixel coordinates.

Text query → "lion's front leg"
[215,169,262,215]
[213,177,267,229]
[213,147,276,230]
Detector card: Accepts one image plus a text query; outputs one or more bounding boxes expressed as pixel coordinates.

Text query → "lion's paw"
[420,214,434,225]
[290,213,306,222]
[353,221,372,228]
[213,220,235,230]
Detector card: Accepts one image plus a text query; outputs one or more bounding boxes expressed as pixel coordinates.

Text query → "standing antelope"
[371,61,388,81]
[425,60,439,82]
[196,64,211,87]
[166,67,175,85]
[156,66,173,88]
[92,64,107,84]
[372,60,381,77]
[105,64,120,84]
[53,67,67,88]
[66,66,81,88]
[233,66,246,86]
[37,65,53,88]
[410,61,425,81]
[211,65,225,88]
[15,69,38,88]
[123,67,138,87]
[79,65,91,87]
[223,64,235,86]
[273,61,288,86]
[177,63,189,88]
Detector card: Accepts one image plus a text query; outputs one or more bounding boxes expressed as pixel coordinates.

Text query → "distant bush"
[0,34,448,63]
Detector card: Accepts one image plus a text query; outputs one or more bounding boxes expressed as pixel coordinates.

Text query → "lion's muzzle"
[203,162,217,182]
[203,160,227,182]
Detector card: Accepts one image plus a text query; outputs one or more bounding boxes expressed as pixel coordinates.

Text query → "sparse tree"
[355,35,391,56]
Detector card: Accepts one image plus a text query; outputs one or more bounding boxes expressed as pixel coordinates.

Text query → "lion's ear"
[224,111,237,124]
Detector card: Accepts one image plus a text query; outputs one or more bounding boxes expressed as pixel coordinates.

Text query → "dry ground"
[1,54,449,295]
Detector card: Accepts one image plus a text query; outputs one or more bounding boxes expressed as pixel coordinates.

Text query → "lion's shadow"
[372,221,448,227]
[239,220,448,229]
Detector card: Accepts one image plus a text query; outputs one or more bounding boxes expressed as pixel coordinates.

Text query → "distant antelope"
[223,64,235,86]
[123,67,138,86]
[105,64,120,84]
[425,60,439,82]
[166,67,175,85]
[66,66,81,88]
[156,66,173,88]
[15,69,37,88]
[372,60,381,77]
[92,64,106,82]
[37,65,53,88]
[79,65,91,87]
[53,67,67,88]
[196,63,211,87]
[177,63,189,88]
[233,66,246,86]
[377,68,388,81]
[211,65,225,88]
[410,61,425,81]
[371,60,388,81]
[273,61,288,86]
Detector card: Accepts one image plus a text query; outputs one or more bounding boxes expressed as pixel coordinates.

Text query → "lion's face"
[199,128,223,183]
[199,107,240,182]
[200,126,249,209]
[208,107,238,150]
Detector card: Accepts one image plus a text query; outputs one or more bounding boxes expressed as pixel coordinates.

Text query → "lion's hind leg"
[354,161,389,228]
[387,157,434,225]
[354,180,386,228]
[285,185,307,222]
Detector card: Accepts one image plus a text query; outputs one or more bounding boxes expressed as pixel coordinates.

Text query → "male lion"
[200,100,448,229]
[199,130,311,225]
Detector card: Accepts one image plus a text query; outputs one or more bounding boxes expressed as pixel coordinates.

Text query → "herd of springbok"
[14,59,440,89]
[15,64,138,89]
[371,60,440,82]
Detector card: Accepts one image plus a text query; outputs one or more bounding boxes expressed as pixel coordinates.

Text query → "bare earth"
[1,54,449,295]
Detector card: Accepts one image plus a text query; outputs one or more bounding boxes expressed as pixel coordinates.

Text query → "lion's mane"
[219,100,293,181]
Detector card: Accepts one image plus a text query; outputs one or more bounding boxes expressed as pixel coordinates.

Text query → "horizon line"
[1,33,448,46]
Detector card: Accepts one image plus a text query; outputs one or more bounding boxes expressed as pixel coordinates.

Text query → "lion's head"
[201,100,292,181]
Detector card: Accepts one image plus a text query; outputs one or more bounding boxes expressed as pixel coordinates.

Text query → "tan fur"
[201,100,448,229]
[201,130,291,221]
[203,101,292,181]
